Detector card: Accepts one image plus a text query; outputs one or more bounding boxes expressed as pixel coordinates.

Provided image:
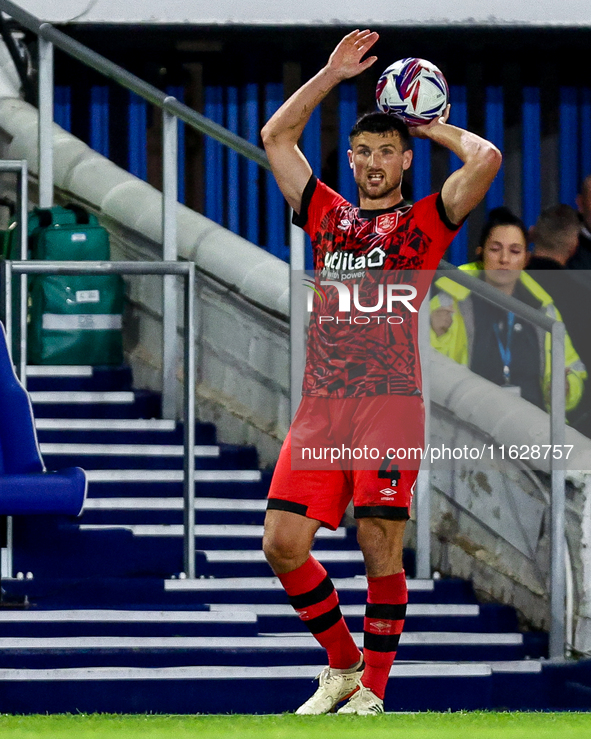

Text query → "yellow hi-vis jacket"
[430,261,586,412]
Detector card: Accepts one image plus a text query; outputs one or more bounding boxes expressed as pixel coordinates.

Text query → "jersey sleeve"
[292,175,348,237]
[412,193,464,270]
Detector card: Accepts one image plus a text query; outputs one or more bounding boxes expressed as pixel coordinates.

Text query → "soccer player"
[261,29,501,715]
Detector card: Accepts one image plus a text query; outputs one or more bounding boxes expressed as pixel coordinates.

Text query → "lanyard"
[493,312,515,384]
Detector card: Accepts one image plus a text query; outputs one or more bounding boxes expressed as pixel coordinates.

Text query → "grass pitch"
[1,713,591,738]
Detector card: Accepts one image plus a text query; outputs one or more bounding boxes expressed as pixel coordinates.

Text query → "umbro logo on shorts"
[379,488,397,496]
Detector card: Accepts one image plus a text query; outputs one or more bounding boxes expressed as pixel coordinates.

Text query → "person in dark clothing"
[567,175,591,270]
[529,204,580,271]
[528,205,591,435]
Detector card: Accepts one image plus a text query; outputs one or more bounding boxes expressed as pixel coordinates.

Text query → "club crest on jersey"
[375,212,400,235]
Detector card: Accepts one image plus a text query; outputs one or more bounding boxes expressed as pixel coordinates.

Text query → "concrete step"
[0,661,548,713]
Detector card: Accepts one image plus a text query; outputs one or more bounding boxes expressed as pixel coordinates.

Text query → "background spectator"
[528,205,591,435]
[567,174,591,270]
[431,207,585,414]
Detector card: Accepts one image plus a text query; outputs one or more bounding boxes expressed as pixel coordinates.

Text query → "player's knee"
[356,517,405,573]
[262,529,308,571]
[357,517,390,547]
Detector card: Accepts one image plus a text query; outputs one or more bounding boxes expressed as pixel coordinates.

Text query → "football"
[376,58,449,127]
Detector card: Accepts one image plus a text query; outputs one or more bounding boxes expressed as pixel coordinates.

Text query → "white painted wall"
[12,0,591,26]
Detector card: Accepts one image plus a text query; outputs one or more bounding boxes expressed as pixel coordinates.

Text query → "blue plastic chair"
[0,321,86,516]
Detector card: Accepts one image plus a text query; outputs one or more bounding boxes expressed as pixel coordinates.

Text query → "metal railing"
[0,0,279,421]
[432,260,566,659]
[0,160,28,382]
[3,260,198,579]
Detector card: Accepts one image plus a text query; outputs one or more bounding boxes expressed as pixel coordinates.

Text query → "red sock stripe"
[278,556,327,596]
[295,590,339,622]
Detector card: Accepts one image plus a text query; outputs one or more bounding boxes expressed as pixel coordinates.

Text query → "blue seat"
[0,321,86,516]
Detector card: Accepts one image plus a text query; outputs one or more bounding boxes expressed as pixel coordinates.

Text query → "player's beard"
[356,167,404,203]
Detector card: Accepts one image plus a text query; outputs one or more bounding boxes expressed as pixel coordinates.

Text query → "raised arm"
[411,112,502,226]
[261,29,379,213]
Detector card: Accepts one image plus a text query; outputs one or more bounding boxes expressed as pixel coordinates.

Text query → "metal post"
[3,259,13,580]
[549,321,566,659]
[18,162,28,386]
[38,37,54,208]
[4,258,12,353]
[0,160,29,383]
[183,265,196,578]
[415,294,432,579]
[290,218,306,419]
[162,106,178,419]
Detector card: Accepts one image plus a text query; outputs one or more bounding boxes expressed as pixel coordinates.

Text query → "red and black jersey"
[294,175,461,398]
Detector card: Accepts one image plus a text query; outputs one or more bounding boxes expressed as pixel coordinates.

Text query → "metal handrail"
[435,258,566,660]
[3,260,198,579]
[0,0,275,419]
[0,0,270,170]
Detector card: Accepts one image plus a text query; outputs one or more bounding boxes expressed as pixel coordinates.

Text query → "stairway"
[0,365,562,714]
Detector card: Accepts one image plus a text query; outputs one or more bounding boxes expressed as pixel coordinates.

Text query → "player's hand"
[326,29,379,81]
[409,104,451,139]
[430,306,455,337]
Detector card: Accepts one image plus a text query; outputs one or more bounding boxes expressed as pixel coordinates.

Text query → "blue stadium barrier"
[522,87,541,228]
[90,85,109,158]
[242,82,260,245]
[559,87,579,208]
[412,138,431,202]
[264,82,287,261]
[226,86,240,234]
[54,85,71,132]
[128,91,148,181]
[301,105,322,269]
[485,86,504,211]
[338,84,358,206]
[72,77,591,262]
[448,85,468,265]
[204,85,224,226]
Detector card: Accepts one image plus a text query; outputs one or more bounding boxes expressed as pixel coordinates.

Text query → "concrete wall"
[426,351,591,654]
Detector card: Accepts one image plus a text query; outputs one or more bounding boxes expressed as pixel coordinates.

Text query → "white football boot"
[337,685,384,715]
[295,661,364,715]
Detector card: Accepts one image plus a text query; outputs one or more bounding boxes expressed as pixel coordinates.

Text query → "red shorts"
[267,394,424,530]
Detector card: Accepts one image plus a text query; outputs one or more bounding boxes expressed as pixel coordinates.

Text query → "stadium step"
[26,365,133,392]
[0,632,530,668]
[30,388,161,419]
[0,663,543,714]
[35,418,218,446]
